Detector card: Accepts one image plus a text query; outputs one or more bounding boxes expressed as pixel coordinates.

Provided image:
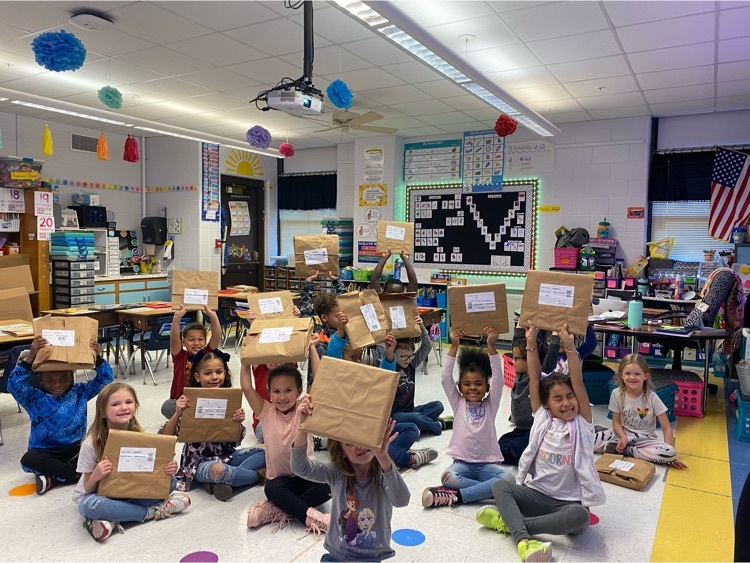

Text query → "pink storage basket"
[554,247,579,269]
[503,353,516,387]
[673,379,704,418]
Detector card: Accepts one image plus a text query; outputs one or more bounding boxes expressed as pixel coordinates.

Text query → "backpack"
[555,227,589,248]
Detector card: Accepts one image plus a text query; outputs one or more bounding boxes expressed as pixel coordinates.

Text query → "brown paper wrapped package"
[98,430,178,500]
[337,289,389,349]
[448,283,509,336]
[246,290,296,320]
[376,221,414,256]
[595,453,655,491]
[179,388,243,443]
[240,317,313,365]
[379,292,421,339]
[31,315,98,372]
[171,269,219,311]
[518,270,594,335]
[293,234,339,278]
[0,287,33,322]
[299,356,398,450]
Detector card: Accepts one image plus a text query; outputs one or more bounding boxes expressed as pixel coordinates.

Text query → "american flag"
[708,147,750,241]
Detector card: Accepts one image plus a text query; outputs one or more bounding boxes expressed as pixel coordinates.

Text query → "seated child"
[594,353,686,469]
[161,304,221,419]
[8,335,113,494]
[540,324,597,376]
[422,326,505,508]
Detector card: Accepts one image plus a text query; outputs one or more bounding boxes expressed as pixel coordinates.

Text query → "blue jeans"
[195,447,266,488]
[77,479,176,523]
[442,461,506,504]
[389,422,419,468]
[392,401,444,435]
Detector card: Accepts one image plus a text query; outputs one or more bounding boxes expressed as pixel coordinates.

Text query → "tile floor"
[0,345,741,562]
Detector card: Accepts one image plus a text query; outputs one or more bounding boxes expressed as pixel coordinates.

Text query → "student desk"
[116,305,175,376]
[593,323,725,414]
[0,320,34,347]
[41,307,120,328]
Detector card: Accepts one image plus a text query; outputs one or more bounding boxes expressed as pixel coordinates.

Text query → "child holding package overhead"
[292,398,410,561]
[422,326,506,508]
[477,323,605,563]
[8,335,113,495]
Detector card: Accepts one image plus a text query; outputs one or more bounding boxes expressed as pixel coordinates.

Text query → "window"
[278,209,336,257]
[650,201,732,261]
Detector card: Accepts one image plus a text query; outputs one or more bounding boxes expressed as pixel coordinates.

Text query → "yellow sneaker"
[476,506,510,533]
[518,539,552,562]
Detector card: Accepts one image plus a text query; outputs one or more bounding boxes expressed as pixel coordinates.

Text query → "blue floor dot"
[392,528,425,546]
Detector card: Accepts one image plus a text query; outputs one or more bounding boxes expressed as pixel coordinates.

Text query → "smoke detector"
[69,12,115,32]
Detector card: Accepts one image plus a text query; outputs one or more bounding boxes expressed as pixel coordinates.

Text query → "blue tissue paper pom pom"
[326,79,353,109]
[31,30,87,72]
[97,86,123,109]
[246,125,271,150]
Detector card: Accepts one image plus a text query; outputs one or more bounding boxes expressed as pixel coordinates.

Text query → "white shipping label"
[258,297,284,315]
[258,326,294,343]
[195,397,228,419]
[304,248,328,265]
[385,225,406,241]
[118,447,156,472]
[538,283,575,308]
[41,329,75,347]
[360,303,382,332]
[464,291,496,313]
[184,288,208,305]
[389,306,407,329]
[609,459,635,472]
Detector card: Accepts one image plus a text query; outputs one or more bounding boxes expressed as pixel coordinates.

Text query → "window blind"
[279,209,336,257]
[650,201,732,261]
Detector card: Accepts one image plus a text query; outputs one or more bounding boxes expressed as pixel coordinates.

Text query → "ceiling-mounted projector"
[266,89,324,116]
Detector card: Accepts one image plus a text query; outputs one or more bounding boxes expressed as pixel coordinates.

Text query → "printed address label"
[118,447,156,472]
[465,292,496,313]
[304,248,328,265]
[360,303,382,332]
[42,329,75,347]
[258,297,283,315]
[184,288,208,305]
[259,326,293,343]
[538,283,574,308]
[385,225,406,241]
[195,397,228,419]
[389,305,406,329]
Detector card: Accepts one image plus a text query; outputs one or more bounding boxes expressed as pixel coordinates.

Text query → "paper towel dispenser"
[141,217,167,245]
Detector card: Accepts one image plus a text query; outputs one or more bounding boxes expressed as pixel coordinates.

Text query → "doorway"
[220,175,264,289]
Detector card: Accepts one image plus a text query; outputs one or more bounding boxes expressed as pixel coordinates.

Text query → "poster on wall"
[37,215,54,241]
[358,184,387,206]
[201,142,220,222]
[505,141,555,176]
[357,240,380,263]
[462,129,504,193]
[0,187,25,213]
[364,147,384,183]
[34,191,53,216]
[404,140,461,183]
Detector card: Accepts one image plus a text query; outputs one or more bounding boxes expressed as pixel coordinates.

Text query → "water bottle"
[628,292,643,329]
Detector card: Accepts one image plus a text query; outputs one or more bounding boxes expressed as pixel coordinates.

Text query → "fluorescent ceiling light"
[332,0,388,26]
[134,126,208,143]
[11,100,134,127]
[461,83,521,116]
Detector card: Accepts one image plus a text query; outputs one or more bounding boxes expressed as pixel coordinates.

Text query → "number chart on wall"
[406,180,537,275]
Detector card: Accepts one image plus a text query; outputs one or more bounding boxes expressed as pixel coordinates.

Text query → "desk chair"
[422,323,443,375]
[216,304,239,348]
[121,316,172,385]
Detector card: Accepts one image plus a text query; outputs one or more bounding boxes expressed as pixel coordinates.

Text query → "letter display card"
[518,270,593,335]
[179,388,243,443]
[448,283,508,336]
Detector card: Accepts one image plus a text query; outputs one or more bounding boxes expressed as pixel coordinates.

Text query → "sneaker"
[155,492,191,519]
[83,518,123,542]
[305,507,331,535]
[35,474,54,495]
[438,416,454,431]
[313,435,328,451]
[422,487,458,508]
[518,539,552,562]
[203,482,233,502]
[476,506,510,533]
[408,448,438,469]
[247,499,291,532]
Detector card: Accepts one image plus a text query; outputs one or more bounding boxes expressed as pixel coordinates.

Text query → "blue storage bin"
[582,362,617,405]
[436,293,447,308]
[423,297,437,307]
[416,296,424,306]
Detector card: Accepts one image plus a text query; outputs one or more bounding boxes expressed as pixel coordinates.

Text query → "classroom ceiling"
[0,1,747,149]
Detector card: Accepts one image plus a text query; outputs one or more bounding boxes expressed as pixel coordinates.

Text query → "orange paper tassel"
[42,124,53,156]
[97,132,109,160]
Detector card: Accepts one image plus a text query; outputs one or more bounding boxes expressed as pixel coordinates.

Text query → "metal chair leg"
[143,357,157,386]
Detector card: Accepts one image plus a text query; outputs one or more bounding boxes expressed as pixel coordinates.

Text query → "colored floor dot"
[9,484,36,496]
[590,512,600,526]
[392,528,425,546]
[180,551,218,563]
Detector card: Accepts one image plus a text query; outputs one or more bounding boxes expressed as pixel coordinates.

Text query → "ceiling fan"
[314,110,398,135]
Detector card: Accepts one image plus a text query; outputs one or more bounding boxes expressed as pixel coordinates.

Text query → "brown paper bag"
[31,315,98,372]
[179,388,243,443]
[98,429,177,499]
[518,271,594,335]
[379,292,420,339]
[293,234,339,278]
[299,356,398,450]
[337,289,389,349]
[246,291,296,320]
[240,317,313,365]
[0,287,33,322]
[376,221,414,256]
[448,283,509,336]
[171,269,219,311]
[595,453,655,491]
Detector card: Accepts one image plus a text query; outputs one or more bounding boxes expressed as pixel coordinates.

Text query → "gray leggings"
[492,480,590,544]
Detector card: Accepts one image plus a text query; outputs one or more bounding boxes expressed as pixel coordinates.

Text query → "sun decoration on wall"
[225,149,264,177]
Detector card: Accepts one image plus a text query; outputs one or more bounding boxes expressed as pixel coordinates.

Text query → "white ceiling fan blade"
[313,125,341,133]
[353,124,398,135]
[346,111,384,127]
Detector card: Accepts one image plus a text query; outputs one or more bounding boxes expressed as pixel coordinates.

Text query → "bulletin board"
[406,180,537,275]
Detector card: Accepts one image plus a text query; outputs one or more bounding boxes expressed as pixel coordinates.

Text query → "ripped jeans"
[194,447,266,488]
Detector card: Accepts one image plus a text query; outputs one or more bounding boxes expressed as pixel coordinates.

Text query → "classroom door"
[220,176,264,289]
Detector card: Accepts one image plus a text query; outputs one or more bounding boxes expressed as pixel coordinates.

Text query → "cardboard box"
[293,234,339,278]
[337,289,389,349]
[171,269,219,312]
[595,453,655,491]
[0,254,35,293]
[31,315,98,372]
[448,283,509,336]
[179,388,243,443]
[246,290,296,320]
[0,287,33,322]
[98,430,177,500]
[299,356,398,450]
[518,270,594,335]
[379,292,421,339]
[376,221,414,256]
[240,317,313,365]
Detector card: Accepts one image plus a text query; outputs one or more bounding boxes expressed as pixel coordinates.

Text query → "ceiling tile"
[424,15,520,52]
[295,6,376,43]
[527,98,585,114]
[389,99,456,116]
[463,107,503,121]
[717,94,750,110]
[577,91,646,110]
[381,61,442,84]
[108,2,211,44]
[158,111,231,128]
[564,75,638,98]
[162,1,281,31]
[616,13,715,53]
[505,83,572,104]
[396,126,446,137]
[395,1,497,27]
[718,78,750,97]
[498,2,608,42]
[718,60,750,81]
[603,1,714,26]
[224,19,314,56]
[486,1,558,13]
[0,2,71,33]
[719,36,750,63]
[548,55,631,82]
[76,30,157,58]
[719,6,750,39]
[484,66,560,91]
[122,100,200,120]
[649,98,716,115]
[588,106,651,119]
[438,121,488,133]
[548,110,593,123]
[0,76,84,98]
[182,92,249,111]
[325,67,405,92]
[280,45,373,76]
[134,77,214,98]
[638,65,715,90]
[527,30,621,65]
[468,43,542,73]
[176,68,260,91]
[78,59,166,85]
[117,46,213,75]
[627,43,715,73]
[166,34,268,66]
[413,80,468,99]
[340,38,413,66]
[441,95,490,111]
[420,111,476,125]
[644,83,715,104]
[225,57,305,85]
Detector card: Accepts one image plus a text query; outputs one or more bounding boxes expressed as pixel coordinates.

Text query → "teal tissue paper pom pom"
[98,85,123,109]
